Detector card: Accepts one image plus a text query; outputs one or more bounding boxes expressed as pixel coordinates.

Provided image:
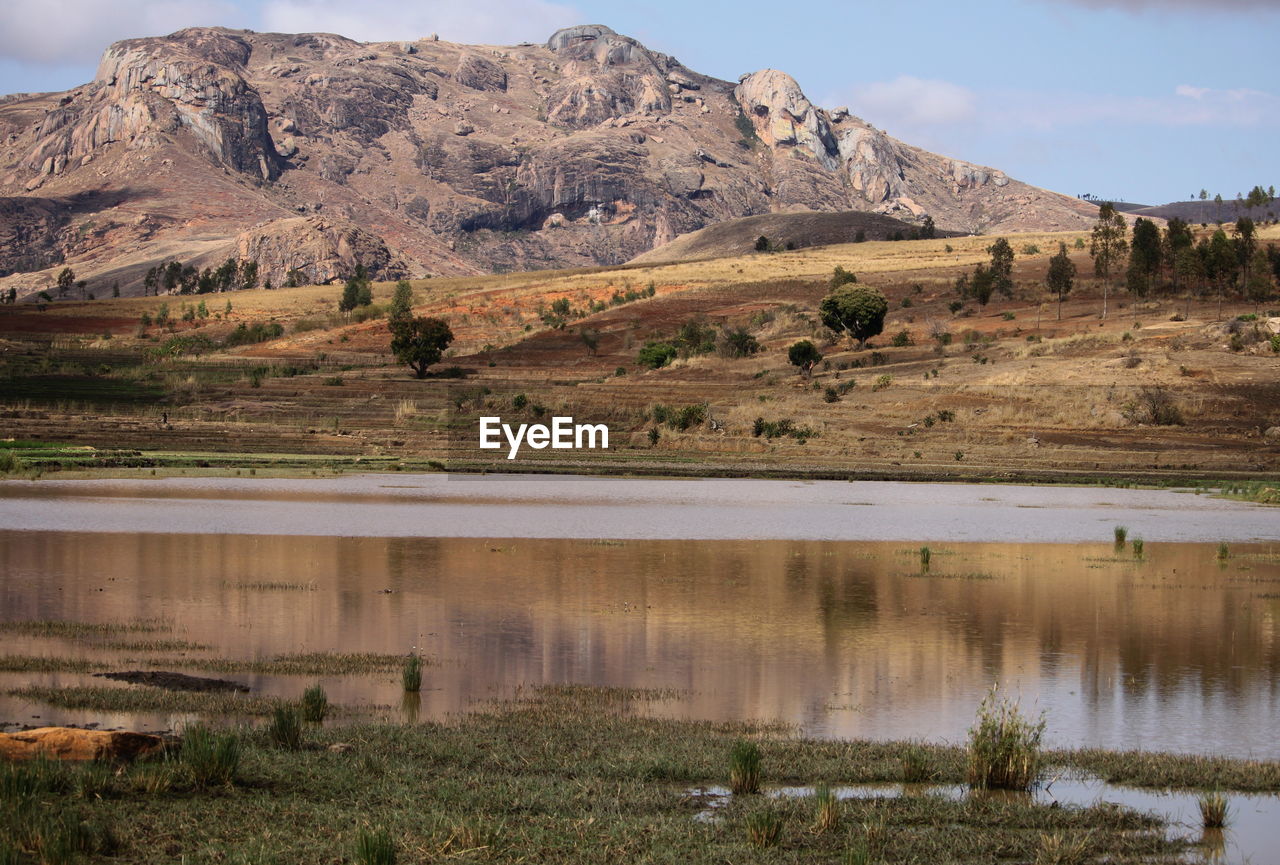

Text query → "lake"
[1,474,1277,760]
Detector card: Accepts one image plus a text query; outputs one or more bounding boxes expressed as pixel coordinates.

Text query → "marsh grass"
[1035,831,1091,865]
[1113,526,1128,548]
[156,651,428,677]
[0,655,106,673]
[267,705,304,750]
[182,725,240,787]
[967,686,1045,791]
[843,842,870,865]
[1198,792,1229,828]
[301,684,328,723]
[813,782,839,832]
[0,619,170,638]
[353,828,396,865]
[729,740,762,795]
[7,684,317,717]
[902,743,933,783]
[744,809,783,848]
[919,546,932,571]
[401,655,423,692]
[1217,542,1230,561]
[1131,538,1144,558]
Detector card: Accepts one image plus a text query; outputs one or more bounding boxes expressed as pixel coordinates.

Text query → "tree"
[754,235,771,253]
[238,259,259,291]
[1174,245,1205,318]
[920,215,936,240]
[829,266,858,289]
[1163,218,1195,296]
[969,264,995,306]
[1204,229,1238,319]
[390,316,453,378]
[1090,202,1128,319]
[1199,189,1208,201]
[637,341,678,369]
[56,267,75,298]
[819,284,888,348]
[1046,243,1076,320]
[788,340,823,378]
[1235,217,1257,295]
[388,280,414,329]
[1125,217,1161,298]
[1245,248,1275,311]
[987,237,1015,298]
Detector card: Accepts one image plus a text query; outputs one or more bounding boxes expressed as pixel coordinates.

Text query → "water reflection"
[1,532,1277,758]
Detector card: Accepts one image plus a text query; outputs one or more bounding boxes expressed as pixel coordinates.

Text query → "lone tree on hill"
[788,340,823,378]
[388,280,414,329]
[820,284,888,348]
[1090,202,1128,319]
[1046,243,1076,320]
[390,316,454,378]
[987,238,1015,299]
[56,267,75,298]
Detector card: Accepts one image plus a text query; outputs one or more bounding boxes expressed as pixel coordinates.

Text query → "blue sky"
[2,0,1276,205]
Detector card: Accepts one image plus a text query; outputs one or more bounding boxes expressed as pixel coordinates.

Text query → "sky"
[1,0,1276,205]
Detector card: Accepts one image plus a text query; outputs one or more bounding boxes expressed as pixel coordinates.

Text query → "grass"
[301,684,329,723]
[148,652,426,677]
[182,725,240,788]
[729,740,762,795]
[267,705,304,750]
[401,654,422,693]
[353,828,396,865]
[0,619,170,638]
[744,809,783,848]
[902,743,933,782]
[1218,542,1231,561]
[919,545,931,571]
[1113,525,1128,548]
[1198,791,1229,828]
[967,686,1046,791]
[813,782,839,832]
[0,655,107,673]
[1131,537,1144,558]
[4,685,354,718]
[0,685,1253,864]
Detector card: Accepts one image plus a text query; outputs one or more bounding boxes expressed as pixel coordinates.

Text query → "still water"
[1,473,1277,761]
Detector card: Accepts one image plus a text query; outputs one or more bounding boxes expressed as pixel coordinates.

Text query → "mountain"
[0,24,1100,298]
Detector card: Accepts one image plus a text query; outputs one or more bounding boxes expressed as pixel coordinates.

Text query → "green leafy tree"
[969,264,995,306]
[1125,217,1161,297]
[56,267,75,297]
[787,340,823,378]
[637,341,678,369]
[1204,229,1238,319]
[390,316,453,378]
[920,215,936,240]
[1245,248,1275,311]
[987,237,1015,298]
[1163,218,1195,296]
[388,280,414,329]
[1090,202,1128,319]
[820,284,888,348]
[238,260,259,291]
[1046,243,1076,320]
[1235,217,1257,294]
[829,266,858,289]
[754,235,771,252]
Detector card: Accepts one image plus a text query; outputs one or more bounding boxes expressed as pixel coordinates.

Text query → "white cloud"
[844,76,977,128]
[0,0,240,64]
[260,0,582,46]
[1044,0,1280,10]
[1174,85,1209,99]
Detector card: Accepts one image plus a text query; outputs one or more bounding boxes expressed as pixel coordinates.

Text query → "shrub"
[1021,243,1041,255]
[966,686,1045,790]
[1131,538,1144,558]
[183,725,240,787]
[890,329,913,347]
[267,706,303,750]
[637,341,678,369]
[1270,334,1280,353]
[729,740,761,794]
[1121,387,1184,426]
[402,655,423,692]
[823,386,840,403]
[719,327,761,358]
[301,685,328,723]
[1113,525,1128,548]
[872,374,892,392]
[224,320,284,347]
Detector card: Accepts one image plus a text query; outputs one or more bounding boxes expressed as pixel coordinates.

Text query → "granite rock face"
[0,24,1098,297]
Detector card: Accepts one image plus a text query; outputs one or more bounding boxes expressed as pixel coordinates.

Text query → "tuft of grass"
[813,782,839,833]
[1217,542,1230,561]
[966,685,1045,791]
[919,546,931,571]
[1131,538,1144,558]
[744,810,782,848]
[1113,525,1127,548]
[1034,831,1091,865]
[902,743,932,782]
[354,827,396,865]
[1198,791,1229,828]
[267,705,303,750]
[301,684,328,723]
[182,725,241,788]
[401,654,423,693]
[729,740,762,795]
[843,842,870,865]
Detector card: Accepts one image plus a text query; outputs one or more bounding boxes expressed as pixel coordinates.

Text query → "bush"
[823,386,840,403]
[1270,334,1280,353]
[637,341,678,369]
[719,327,761,358]
[225,320,284,347]
[890,329,913,347]
[966,687,1045,790]
[1121,387,1185,426]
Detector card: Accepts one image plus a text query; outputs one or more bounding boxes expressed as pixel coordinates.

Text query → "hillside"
[0,24,1099,300]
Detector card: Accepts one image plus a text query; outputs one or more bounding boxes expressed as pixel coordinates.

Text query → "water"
[0,473,1277,762]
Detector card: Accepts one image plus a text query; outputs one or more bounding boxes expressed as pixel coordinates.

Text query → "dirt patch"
[94,670,249,693]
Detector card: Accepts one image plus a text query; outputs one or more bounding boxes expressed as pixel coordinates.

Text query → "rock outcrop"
[0,24,1100,299]
[0,727,164,762]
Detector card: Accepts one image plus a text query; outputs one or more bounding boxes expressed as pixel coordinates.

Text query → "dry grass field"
[2,227,1278,484]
